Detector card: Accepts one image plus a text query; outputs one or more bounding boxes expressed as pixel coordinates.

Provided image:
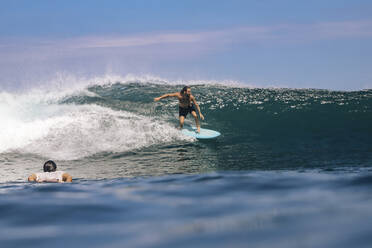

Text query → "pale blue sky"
[1,0,372,90]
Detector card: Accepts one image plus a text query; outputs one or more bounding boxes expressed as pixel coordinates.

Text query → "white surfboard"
[181,125,221,139]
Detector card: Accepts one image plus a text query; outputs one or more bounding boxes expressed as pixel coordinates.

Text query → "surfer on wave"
[154,86,204,133]
[28,160,72,183]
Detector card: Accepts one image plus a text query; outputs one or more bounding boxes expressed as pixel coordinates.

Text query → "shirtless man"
[154,86,204,132]
[28,160,72,183]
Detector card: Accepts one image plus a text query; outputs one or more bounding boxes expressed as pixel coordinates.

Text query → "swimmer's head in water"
[43,160,57,172]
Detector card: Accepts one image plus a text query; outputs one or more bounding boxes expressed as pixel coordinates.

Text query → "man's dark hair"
[180,86,190,95]
[43,160,57,172]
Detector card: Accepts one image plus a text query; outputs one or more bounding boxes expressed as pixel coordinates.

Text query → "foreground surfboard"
[182,125,221,139]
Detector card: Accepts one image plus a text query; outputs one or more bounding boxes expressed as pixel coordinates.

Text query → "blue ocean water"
[1,76,372,247]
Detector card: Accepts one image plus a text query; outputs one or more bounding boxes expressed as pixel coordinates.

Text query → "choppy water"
[1,75,372,247]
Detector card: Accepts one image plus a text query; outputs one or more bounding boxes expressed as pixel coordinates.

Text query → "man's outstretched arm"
[154,93,178,101]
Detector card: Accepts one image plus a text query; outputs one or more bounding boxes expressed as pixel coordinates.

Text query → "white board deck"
[181,126,221,139]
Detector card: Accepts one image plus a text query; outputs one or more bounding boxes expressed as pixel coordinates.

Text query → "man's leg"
[191,111,200,133]
[179,115,185,129]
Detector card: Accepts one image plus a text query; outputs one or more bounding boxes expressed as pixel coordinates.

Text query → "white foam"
[0,89,192,160]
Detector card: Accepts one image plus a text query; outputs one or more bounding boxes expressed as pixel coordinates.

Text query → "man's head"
[181,86,191,96]
[43,160,57,172]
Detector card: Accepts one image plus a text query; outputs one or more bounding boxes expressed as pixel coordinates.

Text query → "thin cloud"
[57,19,372,50]
[315,20,372,38]
[1,19,371,64]
[66,32,206,49]
[1,19,371,52]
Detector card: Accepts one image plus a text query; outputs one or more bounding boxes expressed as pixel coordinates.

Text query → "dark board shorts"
[179,105,196,117]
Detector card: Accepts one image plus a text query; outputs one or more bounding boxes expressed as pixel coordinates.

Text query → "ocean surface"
[1,76,372,247]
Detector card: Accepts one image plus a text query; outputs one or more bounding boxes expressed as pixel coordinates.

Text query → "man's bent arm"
[192,97,204,120]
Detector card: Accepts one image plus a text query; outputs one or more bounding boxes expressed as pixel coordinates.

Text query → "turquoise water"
[1,77,372,247]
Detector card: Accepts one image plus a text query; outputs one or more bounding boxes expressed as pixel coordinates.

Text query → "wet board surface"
[181,125,221,139]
